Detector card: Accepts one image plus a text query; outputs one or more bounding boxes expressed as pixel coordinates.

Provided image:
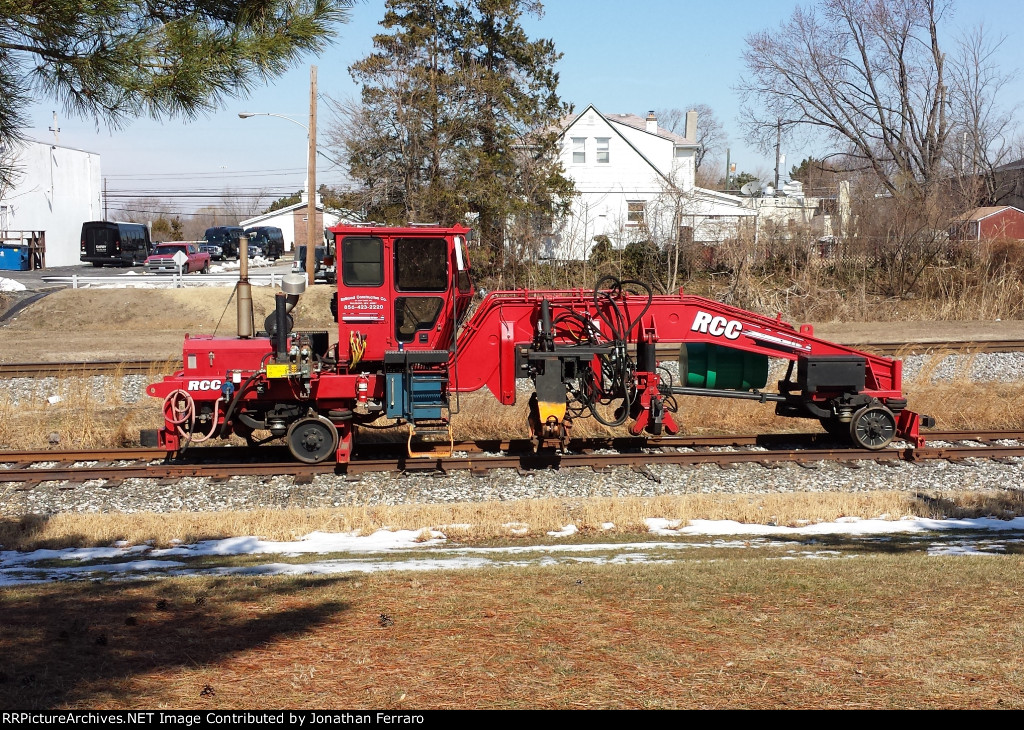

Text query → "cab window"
[342,236,384,287]
[394,238,447,291]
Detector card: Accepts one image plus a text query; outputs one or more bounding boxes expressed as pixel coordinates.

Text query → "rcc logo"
[690,311,742,340]
[187,379,223,391]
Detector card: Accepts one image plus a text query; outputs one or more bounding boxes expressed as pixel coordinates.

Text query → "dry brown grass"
[3,555,1024,709]
[3,490,1023,552]
[1,354,1021,450]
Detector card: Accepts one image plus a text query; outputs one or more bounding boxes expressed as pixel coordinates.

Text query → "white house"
[239,193,361,253]
[0,139,102,267]
[549,105,755,260]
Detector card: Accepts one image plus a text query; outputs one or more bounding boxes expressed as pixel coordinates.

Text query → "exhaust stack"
[237,233,254,338]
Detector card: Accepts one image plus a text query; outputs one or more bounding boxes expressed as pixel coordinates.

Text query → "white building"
[548,105,755,260]
[0,139,102,267]
[239,194,361,253]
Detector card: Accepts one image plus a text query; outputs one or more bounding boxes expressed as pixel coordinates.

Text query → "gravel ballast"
[1,353,1023,517]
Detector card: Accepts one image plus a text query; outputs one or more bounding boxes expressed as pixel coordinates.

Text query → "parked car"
[203,226,244,259]
[248,243,262,260]
[80,221,152,267]
[291,244,334,282]
[244,226,285,260]
[145,242,211,274]
[200,242,223,260]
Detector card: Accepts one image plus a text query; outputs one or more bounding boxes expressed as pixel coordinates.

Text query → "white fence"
[42,273,291,289]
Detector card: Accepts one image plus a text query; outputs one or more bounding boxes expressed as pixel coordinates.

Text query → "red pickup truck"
[144,242,211,274]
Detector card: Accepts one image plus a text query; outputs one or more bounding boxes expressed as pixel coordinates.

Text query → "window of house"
[627,201,646,226]
[596,138,609,164]
[674,147,688,158]
[571,137,586,164]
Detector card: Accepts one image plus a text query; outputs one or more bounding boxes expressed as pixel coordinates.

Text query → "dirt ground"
[0,287,1021,362]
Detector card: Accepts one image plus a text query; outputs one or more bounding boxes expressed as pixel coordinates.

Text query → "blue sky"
[19,0,1024,214]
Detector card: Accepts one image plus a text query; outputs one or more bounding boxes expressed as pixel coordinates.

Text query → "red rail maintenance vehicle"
[145,224,933,463]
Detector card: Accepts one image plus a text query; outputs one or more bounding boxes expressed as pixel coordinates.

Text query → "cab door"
[392,236,449,350]
[336,234,390,363]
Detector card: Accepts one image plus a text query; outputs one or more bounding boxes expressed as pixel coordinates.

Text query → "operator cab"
[329,224,474,365]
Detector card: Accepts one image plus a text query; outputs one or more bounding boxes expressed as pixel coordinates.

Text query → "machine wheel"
[286,416,339,463]
[91,261,103,268]
[849,405,896,450]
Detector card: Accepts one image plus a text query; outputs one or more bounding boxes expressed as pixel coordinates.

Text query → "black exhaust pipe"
[275,292,289,360]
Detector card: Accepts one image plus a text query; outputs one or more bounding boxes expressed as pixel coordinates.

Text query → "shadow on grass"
[0,575,352,709]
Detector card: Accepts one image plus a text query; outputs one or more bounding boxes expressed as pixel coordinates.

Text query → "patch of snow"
[546,524,578,538]
[0,277,27,292]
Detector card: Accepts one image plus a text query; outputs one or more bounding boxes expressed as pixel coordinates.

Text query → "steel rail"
[1,430,1020,465]
[0,431,1021,488]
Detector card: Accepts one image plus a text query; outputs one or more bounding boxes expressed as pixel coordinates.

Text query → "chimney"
[684,109,698,142]
[646,110,658,134]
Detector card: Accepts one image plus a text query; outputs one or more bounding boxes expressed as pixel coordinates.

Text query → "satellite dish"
[762,184,775,197]
[740,181,760,197]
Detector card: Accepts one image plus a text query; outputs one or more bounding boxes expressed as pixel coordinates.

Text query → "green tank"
[679,343,769,391]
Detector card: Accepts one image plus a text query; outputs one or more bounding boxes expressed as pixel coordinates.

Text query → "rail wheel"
[849,405,896,450]
[286,416,339,463]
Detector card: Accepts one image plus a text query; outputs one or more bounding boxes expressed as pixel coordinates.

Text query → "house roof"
[957,206,1024,222]
[240,201,361,227]
[605,113,693,145]
[994,158,1024,172]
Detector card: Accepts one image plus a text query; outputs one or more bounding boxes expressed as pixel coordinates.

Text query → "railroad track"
[1,430,1021,489]
[2,340,1022,379]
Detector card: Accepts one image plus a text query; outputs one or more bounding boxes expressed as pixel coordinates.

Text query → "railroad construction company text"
[2,712,425,726]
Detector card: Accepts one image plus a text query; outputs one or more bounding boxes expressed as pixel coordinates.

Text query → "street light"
[238,112,343,167]
[237,65,319,284]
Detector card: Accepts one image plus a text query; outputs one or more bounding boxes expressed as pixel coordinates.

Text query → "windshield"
[246,230,268,245]
[153,245,187,255]
[205,229,231,244]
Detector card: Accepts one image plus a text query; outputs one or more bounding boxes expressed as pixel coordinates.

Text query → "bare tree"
[656,104,726,173]
[219,188,268,222]
[947,24,1021,205]
[739,0,956,200]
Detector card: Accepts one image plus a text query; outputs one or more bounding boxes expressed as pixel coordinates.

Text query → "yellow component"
[537,400,567,424]
[349,331,367,367]
[265,363,293,379]
[407,423,454,459]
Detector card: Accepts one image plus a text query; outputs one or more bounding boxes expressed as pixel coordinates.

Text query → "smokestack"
[646,110,658,134]
[236,233,253,338]
[685,110,698,142]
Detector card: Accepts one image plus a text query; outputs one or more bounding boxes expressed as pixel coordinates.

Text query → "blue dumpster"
[0,245,30,271]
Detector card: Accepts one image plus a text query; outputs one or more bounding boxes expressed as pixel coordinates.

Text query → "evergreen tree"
[334,0,573,267]
[0,1,352,186]
[268,190,305,212]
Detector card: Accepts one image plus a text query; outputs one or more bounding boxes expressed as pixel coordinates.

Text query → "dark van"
[203,226,245,259]
[80,221,152,267]
[244,226,285,260]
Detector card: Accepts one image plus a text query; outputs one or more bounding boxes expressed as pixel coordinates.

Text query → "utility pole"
[725,148,730,191]
[773,119,782,192]
[103,178,108,220]
[306,65,318,285]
